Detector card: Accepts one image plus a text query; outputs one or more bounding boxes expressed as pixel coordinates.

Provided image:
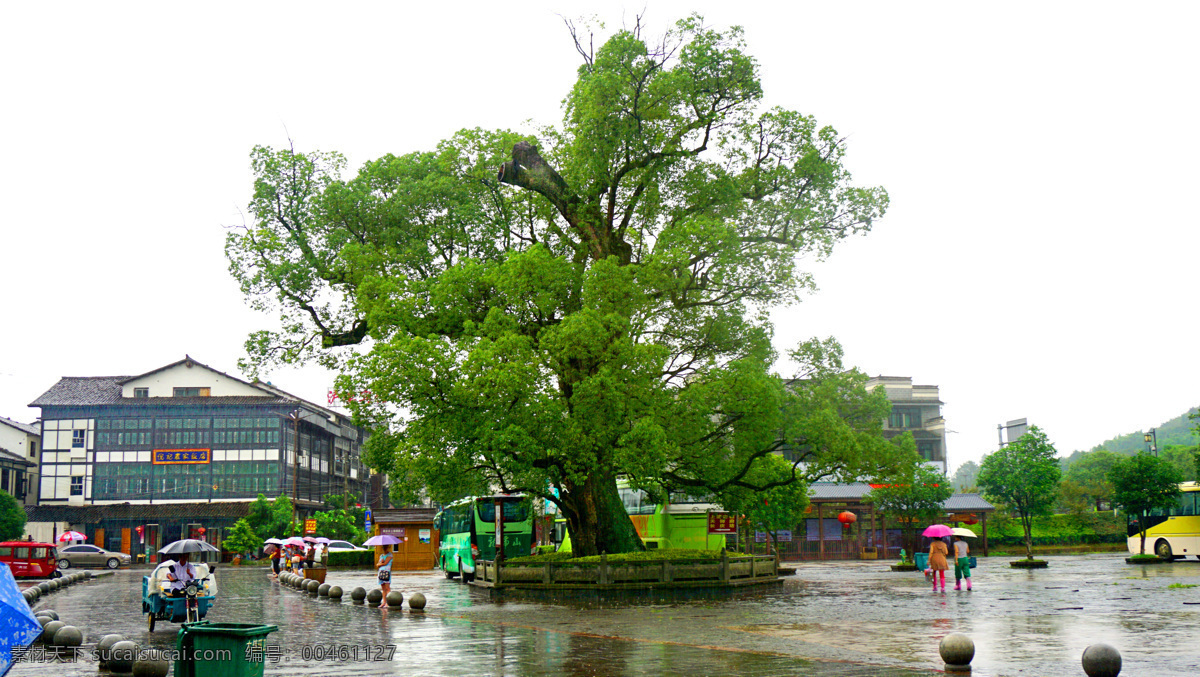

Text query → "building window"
[889,409,922,429]
[71,430,85,448]
[917,442,937,460]
[133,388,149,398]
[70,476,83,496]
[29,441,37,458]
[173,387,211,397]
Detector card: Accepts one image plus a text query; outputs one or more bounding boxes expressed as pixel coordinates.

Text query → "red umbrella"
[57,531,86,542]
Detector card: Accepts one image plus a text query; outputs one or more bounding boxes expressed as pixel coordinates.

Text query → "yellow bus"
[1128,482,1200,559]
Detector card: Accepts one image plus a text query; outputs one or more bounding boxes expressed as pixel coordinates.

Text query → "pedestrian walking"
[376,544,394,595]
[267,544,281,578]
[953,535,972,590]
[929,537,950,592]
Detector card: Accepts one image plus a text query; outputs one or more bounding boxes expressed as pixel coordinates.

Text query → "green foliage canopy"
[1063,448,1119,511]
[0,490,25,541]
[221,519,260,555]
[868,440,953,560]
[977,426,1062,560]
[246,494,295,540]
[1108,453,1184,555]
[226,17,890,556]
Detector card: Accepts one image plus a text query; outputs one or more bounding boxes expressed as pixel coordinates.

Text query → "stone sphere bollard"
[386,591,404,608]
[318,583,330,597]
[308,579,321,594]
[939,633,975,673]
[109,641,140,674]
[41,610,59,621]
[409,592,426,611]
[1082,643,1122,677]
[35,616,54,630]
[48,579,59,590]
[351,587,367,604]
[366,589,383,607]
[52,625,83,648]
[40,620,65,643]
[328,586,343,600]
[97,634,124,667]
[132,648,171,677]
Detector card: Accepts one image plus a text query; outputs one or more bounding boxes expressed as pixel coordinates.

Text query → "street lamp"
[1143,428,1158,457]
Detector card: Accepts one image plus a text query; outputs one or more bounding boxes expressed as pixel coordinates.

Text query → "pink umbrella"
[923,524,953,538]
[57,531,86,542]
[283,537,307,547]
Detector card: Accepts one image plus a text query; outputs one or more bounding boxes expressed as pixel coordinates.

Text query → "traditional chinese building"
[24,356,372,561]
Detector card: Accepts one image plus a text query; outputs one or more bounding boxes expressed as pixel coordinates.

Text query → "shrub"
[327,550,374,567]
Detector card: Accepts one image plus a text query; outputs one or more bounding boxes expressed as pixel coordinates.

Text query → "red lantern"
[837,511,857,529]
[963,514,978,526]
[135,525,144,536]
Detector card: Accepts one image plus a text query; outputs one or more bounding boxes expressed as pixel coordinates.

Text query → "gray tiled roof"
[0,415,39,436]
[28,377,288,408]
[28,376,132,407]
[26,502,253,523]
[943,493,995,511]
[809,483,874,500]
[373,508,437,523]
[809,483,995,512]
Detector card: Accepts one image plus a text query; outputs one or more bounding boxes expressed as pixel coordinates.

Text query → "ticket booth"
[370,509,438,570]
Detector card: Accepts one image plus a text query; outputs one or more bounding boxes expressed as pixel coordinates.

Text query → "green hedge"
[327,550,374,567]
[985,533,1126,547]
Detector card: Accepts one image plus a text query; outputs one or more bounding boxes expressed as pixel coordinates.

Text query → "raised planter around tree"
[1009,559,1049,569]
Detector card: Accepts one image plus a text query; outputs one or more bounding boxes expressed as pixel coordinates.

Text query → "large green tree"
[222,519,261,557]
[1108,453,1183,556]
[868,441,953,560]
[246,494,295,540]
[226,17,890,556]
[0,490,25,541]
[1062,448,1119,511]
[977,426,1062,560]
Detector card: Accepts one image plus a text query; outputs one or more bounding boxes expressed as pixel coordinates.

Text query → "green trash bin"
[174,621,278,677]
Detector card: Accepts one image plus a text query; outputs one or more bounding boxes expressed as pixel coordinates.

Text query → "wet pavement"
[12,555,1200,675]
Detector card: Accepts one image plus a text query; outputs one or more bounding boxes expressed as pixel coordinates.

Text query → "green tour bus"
[434,495,532,581]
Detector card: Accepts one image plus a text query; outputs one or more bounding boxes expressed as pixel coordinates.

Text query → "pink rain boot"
[954,580,961,591]
[939,571,946,592]
[966,578,972,591]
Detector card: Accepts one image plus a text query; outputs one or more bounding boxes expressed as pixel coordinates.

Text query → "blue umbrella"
[0,562,42,674]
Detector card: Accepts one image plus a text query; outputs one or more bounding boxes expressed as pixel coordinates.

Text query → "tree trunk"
[1022,513,1034,560]
[561,471,645,557]
[1139,528,1146,555]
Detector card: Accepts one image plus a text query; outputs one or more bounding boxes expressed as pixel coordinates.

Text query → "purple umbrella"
[363,535,401,547]
[923,524,953,538]
[313,537,331,544]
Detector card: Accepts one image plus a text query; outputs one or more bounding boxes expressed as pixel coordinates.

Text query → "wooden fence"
[474,552,779,588]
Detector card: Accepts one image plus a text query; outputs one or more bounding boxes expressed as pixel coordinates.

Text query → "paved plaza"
[13,555,1200,675]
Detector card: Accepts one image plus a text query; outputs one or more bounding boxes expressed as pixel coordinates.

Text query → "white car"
[325,540,367,552]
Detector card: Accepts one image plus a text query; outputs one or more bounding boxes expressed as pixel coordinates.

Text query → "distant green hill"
[1060,408,1198,469]
[1088,408,1199,455]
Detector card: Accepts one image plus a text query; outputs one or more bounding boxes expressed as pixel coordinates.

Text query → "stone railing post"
[544,562,553,585]
[721,550,731,582]
[599,553,609,585]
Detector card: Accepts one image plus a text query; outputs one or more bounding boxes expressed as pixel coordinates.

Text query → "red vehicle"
[0,542,60,578]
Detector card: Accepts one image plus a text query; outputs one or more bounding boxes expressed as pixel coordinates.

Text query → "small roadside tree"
[868,442,953,562]
[1107,453,1183,556]
[1062,449,1119,511]
[314,493,368,544]
[0,490,26,541]
[222,519,261,558]
[724,455,810,556]
[977,426,1061,561]
[246,494,296,540]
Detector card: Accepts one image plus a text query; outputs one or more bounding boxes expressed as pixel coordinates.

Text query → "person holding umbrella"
[364,534,401,595]
[923,524,952,592]
[951,528,974,591]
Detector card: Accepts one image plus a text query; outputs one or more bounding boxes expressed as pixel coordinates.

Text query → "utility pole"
[288,409,301,532]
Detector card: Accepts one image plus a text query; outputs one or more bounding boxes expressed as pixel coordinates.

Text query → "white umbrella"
[363,535,401,547]
[264,538,284,545]
[950,528,977,538]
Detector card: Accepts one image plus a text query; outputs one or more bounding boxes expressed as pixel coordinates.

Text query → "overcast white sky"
[2,2,1197,474]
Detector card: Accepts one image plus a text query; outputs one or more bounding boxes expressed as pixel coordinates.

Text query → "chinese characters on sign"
[707,512,738,535]
[304,519,317,535]
[152,449,211,465]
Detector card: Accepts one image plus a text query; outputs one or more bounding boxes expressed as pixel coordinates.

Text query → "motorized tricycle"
[142,563,217,631]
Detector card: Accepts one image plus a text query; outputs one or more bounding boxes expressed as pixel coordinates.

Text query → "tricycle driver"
[164,552,198,596]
